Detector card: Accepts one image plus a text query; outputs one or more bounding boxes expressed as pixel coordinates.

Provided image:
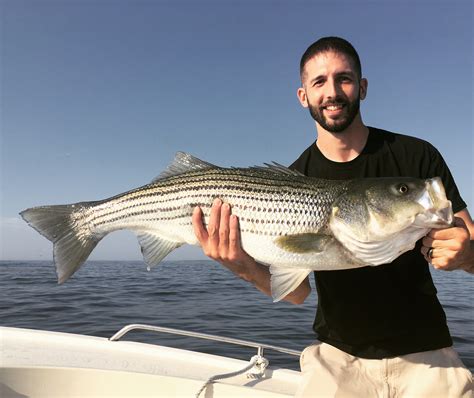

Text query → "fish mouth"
[414,177,454,228]
[415,206,453,228]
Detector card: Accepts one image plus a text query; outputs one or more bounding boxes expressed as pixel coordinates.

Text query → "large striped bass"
[20,152,453,301]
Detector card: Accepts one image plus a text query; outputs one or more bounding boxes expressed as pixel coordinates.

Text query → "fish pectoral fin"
[269,266,312,302]
[274,233,333,253]
[136,231,183,269]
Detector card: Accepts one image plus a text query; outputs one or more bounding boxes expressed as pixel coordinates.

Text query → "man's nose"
[324,79,341,99]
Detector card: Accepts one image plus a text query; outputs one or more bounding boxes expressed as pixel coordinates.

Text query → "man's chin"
[310,108,355,133]
[322,120,350,133]
[328,128,349,134]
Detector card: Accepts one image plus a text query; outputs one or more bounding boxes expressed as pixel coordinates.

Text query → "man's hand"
[422,217,473,273]
[192,199,255,269]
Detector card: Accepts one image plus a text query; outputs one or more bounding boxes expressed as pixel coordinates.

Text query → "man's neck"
[315,118,369,162]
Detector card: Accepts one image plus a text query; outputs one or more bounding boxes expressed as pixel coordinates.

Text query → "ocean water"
[0,260,472,372]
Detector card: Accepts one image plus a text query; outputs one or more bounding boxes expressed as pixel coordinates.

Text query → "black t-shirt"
[290,127,467,359]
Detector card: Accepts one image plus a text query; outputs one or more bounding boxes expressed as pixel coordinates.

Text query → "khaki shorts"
[296,342,473,398]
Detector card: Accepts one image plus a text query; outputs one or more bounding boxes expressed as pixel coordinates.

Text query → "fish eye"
[397,184,409,194]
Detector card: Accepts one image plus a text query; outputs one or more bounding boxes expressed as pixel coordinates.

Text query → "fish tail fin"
[20,202,101,283]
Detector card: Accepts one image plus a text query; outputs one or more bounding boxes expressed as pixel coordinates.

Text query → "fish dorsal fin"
[136,231,183,269]
[154,154,305,182]
[246,162,306,177]
[152,152,217,182]
[269,266,312,302]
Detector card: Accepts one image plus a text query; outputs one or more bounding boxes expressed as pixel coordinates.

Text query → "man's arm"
[421,208,474,273]
[192,199,311,304]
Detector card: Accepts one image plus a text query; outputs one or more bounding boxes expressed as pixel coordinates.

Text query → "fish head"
[329,177,454,243]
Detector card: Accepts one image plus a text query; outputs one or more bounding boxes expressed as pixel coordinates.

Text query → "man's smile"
[324,104,344,110]
[322,103,346,117]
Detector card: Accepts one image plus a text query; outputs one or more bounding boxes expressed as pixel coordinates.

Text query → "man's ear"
[360,78,368,100]
[297,87,309,108]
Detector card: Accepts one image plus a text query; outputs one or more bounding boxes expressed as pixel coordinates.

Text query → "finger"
[228,214,242,258]
[422,246,448,262]
[208,199,222,253]
[430,256,455,271]
[192,206,208,244]
[428,218,467,240]
[218,203,231,257]
[427,228,447,239]
[427,228,458,245]
[427,245,459,267]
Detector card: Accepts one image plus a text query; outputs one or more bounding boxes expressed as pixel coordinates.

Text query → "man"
[192,37,473,397]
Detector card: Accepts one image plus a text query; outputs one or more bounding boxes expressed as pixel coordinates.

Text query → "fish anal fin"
[269,266,312,302]
[136,231,183,269]
[275,233,333,254]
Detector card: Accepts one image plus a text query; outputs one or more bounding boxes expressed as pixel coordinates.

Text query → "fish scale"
[20,152,454,301]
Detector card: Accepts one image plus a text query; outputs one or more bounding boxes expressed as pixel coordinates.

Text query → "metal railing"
[109,323,301,358]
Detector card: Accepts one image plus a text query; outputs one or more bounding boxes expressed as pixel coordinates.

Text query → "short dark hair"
[300,36,362,81]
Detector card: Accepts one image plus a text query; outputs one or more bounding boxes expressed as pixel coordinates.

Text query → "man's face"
[298,51,367,133]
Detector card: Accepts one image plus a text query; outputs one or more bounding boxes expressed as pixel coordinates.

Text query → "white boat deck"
[0,326,302,397]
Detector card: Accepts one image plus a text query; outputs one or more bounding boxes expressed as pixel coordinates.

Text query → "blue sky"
[1,0,472,261]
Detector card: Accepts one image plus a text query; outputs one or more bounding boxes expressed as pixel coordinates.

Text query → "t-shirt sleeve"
[425,144,467,214]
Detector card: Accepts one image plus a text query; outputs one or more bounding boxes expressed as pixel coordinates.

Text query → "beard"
[308,94,360,133]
